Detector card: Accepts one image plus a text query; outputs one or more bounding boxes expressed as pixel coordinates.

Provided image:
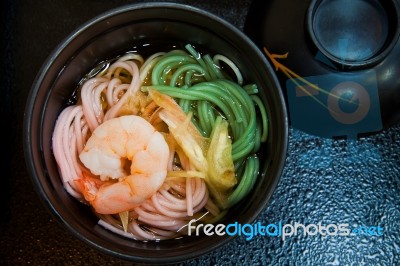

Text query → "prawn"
[78,115,170,214]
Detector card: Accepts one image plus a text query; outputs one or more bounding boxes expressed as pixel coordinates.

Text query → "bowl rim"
[23,2,289,263]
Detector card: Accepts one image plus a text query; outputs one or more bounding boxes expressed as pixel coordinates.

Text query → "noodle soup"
[52,42,269,241]
[25,3,288,262]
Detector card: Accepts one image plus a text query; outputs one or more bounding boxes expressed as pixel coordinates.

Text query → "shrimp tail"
[75,172,103,202]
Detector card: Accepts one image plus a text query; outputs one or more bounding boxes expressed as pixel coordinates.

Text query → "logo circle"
[327,81,371,124]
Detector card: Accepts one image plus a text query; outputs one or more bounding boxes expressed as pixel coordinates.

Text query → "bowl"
[23,2,288,263]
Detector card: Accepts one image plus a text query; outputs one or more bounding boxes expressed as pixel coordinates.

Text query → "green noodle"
[185,44,212,81]
[144,44,268,209]
[203,54,223,80]
[143,83,257,161]
[151,54,196,85]
[169,64,206,87]
[251,95,268,142]
[227,155,259,207]
[244,83,259,95]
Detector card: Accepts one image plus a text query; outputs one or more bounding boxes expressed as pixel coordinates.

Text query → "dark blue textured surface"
[181,126,400,265]
[1,0,399,265]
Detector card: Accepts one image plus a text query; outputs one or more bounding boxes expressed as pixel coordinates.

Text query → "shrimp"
[78,115,169,214]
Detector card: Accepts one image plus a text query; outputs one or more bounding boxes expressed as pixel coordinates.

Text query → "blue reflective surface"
[186,125,400,265]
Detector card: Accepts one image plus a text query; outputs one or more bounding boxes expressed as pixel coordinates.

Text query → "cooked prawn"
[78,115,170,214]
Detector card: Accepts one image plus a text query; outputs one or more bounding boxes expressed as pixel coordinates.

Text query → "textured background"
[1,0,399,265]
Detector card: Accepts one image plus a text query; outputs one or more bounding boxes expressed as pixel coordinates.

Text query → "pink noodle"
[139,200,158,213]
[104,61,141,120]
[53,105,85,182]
[105,78,121,106]
[63,108,86,181]
[64,182,83,199]
[134,178,208,234]
[53,54,220,241]
[157,178,206,211]
[158,189,187,209]
[128,220,160,240]
[98,219,138,240]
[134,206,175,222]
[52,107,73,182]
[53,105,91,199]
[170,182,186,196]
[81,78,108,132]
[112,84,129,104]
[151,194,189,218]
[73,108,86,152]
[147,227,178,238]
[192,178,207,207]
[68,125,81,178]
[186,178,193,216]
[193,188,209,213]
[93,82,107,120]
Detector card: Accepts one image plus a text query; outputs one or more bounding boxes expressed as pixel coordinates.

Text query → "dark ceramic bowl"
[23,3,288,263]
